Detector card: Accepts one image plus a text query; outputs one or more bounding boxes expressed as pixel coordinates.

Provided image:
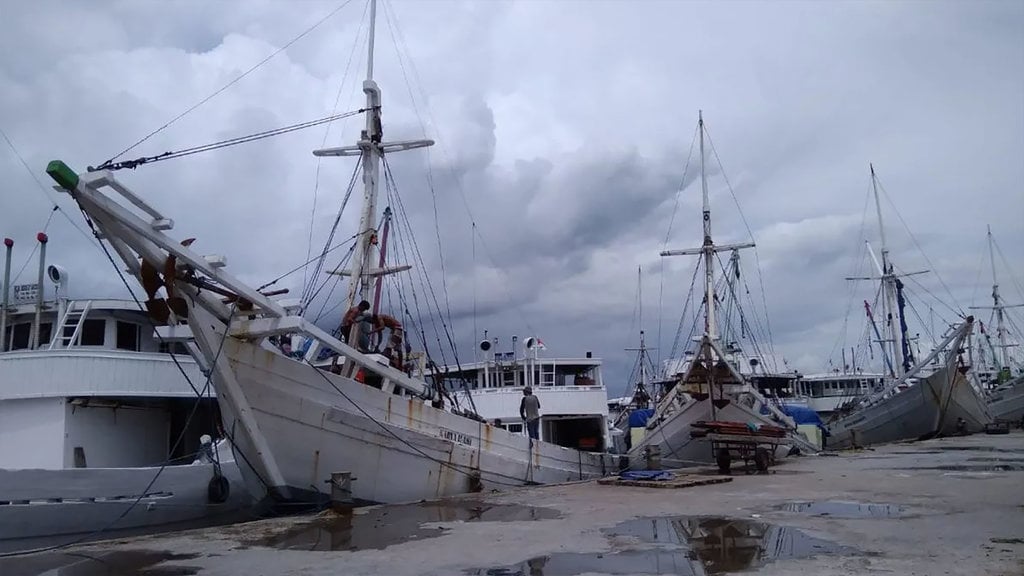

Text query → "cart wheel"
[754,448,770,473]
[716,448,732,474]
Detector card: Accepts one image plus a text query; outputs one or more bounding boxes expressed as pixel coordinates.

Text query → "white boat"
[788,372,885,416]
[968,227,1024,423]
[823,166,991,448]
[0,248,249,551]
[44,0,617,507]
[441,336,611,452]
[624,112,812,470]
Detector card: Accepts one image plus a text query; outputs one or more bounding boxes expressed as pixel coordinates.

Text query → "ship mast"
[660,113,755,416]
[313,0,432,347]
[969,226,1022,381]
[869,164,904,378]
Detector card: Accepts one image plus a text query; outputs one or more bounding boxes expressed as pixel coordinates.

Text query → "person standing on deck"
[520,387,541,443]
[341,300,371,352]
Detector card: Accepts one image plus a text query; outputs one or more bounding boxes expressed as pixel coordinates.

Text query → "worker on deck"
[370,313,403,351]
[520,386,541,444]
[341,300,371,352]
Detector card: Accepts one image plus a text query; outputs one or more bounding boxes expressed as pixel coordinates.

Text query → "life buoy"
[355,369,366,383]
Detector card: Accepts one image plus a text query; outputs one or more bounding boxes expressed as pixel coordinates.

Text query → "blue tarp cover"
[619,470,673,481]
[780,404,825,428]
[628,408,655,428]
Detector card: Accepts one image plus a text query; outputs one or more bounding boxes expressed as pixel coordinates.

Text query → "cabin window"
[507,423,523,434]
[158,341,189,355]
[37,322,52,347]
[116,321,140,351]
[79,319,106,346]
[7,323,30,350]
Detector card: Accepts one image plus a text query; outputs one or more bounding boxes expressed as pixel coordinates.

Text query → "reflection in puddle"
[0,551,200,576]
[247,499,559,551]
[779,501,907,518]
[468,516,855,575]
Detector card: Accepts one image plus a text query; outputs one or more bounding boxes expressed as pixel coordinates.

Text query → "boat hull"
[220,339,617,505]
[987,376,1024,423]
[625,398,792,469]
[0,462,249,552]
[825,365,984,449]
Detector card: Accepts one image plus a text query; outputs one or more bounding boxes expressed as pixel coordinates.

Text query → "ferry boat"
[441,336,611,452]
[0,241,249,551]
[788,372,885,416]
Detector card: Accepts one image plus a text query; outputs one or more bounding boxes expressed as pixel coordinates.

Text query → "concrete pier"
[3,432,1023,575]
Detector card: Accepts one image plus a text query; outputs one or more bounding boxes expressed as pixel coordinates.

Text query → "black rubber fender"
[208,474,230,504]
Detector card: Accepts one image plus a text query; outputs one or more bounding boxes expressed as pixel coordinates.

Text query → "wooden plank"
[597,472,733,489]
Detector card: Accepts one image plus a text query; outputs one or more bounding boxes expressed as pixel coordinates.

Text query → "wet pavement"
[467,515,858,575]
[775,500,908,518]
[1,431,1023,575]
[240,500,559,552]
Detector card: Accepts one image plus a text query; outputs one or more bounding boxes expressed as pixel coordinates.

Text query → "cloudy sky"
[1,0,1022,395]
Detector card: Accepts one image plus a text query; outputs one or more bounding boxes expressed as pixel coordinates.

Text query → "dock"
[3,432,1023,576]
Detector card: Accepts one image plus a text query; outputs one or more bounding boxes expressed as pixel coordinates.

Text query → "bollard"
[328,471,356,513]
[644,445,662,470]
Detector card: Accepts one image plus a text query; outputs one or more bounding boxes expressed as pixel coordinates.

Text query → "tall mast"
[661,112,754,343]
[870,164,904,378]
[699,111,716,340]
[988,225,1010,373]
[313,0,432,339]
[347,0,383,312]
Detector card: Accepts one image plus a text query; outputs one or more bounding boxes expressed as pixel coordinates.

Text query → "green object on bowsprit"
[46,160,79,190]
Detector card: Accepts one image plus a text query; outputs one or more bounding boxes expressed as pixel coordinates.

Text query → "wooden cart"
[703,432,788,474]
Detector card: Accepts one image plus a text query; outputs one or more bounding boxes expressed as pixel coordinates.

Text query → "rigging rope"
[90,109,371,172]
[1,125,100,252]
[100,0,358,167]
[303,0,371,293]
[703,126,778,361]
[657,123,701,369]
[302,161,364,308]
[377,0,536,336]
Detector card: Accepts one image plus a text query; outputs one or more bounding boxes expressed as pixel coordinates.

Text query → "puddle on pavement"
[0,551,200,576]
[906,463,1024,472]
[247,499,559,552]
[778,501,907,518]
[467,515,856,575]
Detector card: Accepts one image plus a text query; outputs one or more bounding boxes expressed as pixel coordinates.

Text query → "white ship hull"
[220,338,617,505]
[625,398,791,469]
[0,461,248,552]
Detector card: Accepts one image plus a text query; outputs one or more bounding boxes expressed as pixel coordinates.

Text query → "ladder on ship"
[48,300,93,349]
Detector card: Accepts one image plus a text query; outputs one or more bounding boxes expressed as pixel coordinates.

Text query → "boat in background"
[442,335,611,452]
[969,227,1024,424]
[0,240,250,552]
[624,112,814,470]
[823,166,990,449]
[785,372,884,417]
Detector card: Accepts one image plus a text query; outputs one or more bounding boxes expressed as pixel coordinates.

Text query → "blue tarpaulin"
[780,404,826,430]
[628,409,655,428]
[619,470,673,481]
